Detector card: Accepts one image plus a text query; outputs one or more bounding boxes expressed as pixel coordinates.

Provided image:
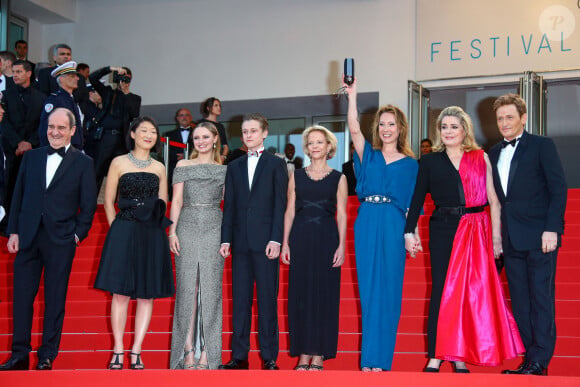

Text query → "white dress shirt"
[46,144,71,188]
[180,128,191,143]
[497,135,522,195]
[247,147,264,189]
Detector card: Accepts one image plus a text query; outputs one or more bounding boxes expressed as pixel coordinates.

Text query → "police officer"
[37,61,84,150]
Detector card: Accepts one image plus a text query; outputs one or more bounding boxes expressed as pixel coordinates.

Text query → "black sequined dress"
[95,172,175,299]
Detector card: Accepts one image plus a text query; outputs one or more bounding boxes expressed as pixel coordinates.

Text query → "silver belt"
[182,203,215,208]
[363,195,392,204]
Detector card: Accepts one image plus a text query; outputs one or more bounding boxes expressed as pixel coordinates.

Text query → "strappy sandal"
[309,364,323,371]
[294,364,310,371]
[130,352,144,370]
[108,352,124,370]
[183,349,196,370]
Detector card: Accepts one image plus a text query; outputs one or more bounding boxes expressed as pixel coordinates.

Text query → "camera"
[344,58,354,85]
[113,71,131,83]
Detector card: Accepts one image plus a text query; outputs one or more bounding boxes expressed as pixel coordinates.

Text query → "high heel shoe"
[108,352,124,370]
[423,359,444,373]
[183,349,196,370]
[130,352,144,370]
[451,361,470,373]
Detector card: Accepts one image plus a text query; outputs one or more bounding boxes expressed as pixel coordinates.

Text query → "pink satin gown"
[435,149,524,366]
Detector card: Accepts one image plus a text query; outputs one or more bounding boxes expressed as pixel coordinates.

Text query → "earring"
[213,143,216,149]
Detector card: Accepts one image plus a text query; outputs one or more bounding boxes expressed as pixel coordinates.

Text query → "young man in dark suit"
[219,113,288,370]
[0,108,97,371]
[488,94,567,376]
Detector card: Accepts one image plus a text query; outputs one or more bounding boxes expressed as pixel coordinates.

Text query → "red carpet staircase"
[1,190,580,380]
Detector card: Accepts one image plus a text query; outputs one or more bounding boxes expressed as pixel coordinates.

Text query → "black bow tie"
[181,128,191,132]
[287,160,294,164]
[501,138,519,148]
[48,146,66,157]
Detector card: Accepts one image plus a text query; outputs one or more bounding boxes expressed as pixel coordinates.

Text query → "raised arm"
[343,78,365,162]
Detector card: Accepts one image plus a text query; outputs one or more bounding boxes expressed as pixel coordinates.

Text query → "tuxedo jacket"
[165,128,193,165]
[0,85,46,151]
[7,146,97,250]
[221,151,288,254]
[488,131,567,251]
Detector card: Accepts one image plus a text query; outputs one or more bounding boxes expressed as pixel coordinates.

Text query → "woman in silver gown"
[168,122,227,370]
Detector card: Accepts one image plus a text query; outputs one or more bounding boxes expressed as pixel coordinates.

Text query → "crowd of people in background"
[0,41,568,377]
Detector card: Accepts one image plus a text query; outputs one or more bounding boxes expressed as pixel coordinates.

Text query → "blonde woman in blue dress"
[168,122,227,370]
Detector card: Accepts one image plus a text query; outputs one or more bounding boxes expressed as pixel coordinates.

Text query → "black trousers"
[94,130,126,193]
[11,224,76,361]
[230,250,279,362]
[426,212,461,358]
[504,239,557,368]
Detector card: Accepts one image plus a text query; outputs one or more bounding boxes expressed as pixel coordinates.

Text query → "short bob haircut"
[189,121,222,164]
[302,125,338,160]
[432,106,480,152]
[127,116,161,153]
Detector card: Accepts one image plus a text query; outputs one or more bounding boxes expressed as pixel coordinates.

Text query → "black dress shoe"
[0,356,29,371]
[36,358,52,370]
[262,360,279,370]
[521,361,547,376]
[423,359,443,373]
[218,359,249,370]
[451,361,470,373]
[502,360,529,374]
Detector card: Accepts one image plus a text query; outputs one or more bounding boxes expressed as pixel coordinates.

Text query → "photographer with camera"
[88,66,141,193]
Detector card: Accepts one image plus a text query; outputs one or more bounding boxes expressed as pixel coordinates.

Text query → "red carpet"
[1,190,580,385]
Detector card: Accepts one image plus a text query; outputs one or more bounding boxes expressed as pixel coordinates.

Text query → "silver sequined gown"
[169,164,227,369]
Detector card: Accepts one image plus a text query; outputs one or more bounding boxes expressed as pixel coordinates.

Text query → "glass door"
[519,71,547,136]
[407,81,430,157]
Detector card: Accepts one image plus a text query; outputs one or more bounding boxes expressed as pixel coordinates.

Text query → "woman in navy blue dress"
[345,79,418,371]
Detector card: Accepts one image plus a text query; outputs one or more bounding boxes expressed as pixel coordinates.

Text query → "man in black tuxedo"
[0,108,97,371]
[488,93,567,376]
[0,60,46,224]
[164,108,194,196]
[219,113,288,370]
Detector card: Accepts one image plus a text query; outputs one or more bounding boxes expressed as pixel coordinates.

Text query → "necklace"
[305,166,332,181]
[127,151,152,169]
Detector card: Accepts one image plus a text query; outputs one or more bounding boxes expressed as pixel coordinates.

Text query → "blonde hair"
[371,105,415,158]
[432,106,480,152]
[302,125,338,159]
[189,122,222,164]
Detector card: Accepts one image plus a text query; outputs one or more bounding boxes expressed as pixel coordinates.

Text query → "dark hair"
[122,66,132,78]
[15,40,27,48]
[200,97,220,116]
[493,93,527,117]
[12,59,32,72]
[127,116,160,152]
[52,44,72,57]
[242,112,269,132]
[421,138,432,146]
[77,63,89,72]
[0,51,16,63]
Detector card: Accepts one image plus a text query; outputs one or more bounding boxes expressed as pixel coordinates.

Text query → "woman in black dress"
[281,125,348,371]
[94,117,174,370]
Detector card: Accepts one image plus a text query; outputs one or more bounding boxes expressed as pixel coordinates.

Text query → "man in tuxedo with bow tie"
[0,108,97,371]
[219,113,288,370]
[164,108,194,196]
[488,94,567,376]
